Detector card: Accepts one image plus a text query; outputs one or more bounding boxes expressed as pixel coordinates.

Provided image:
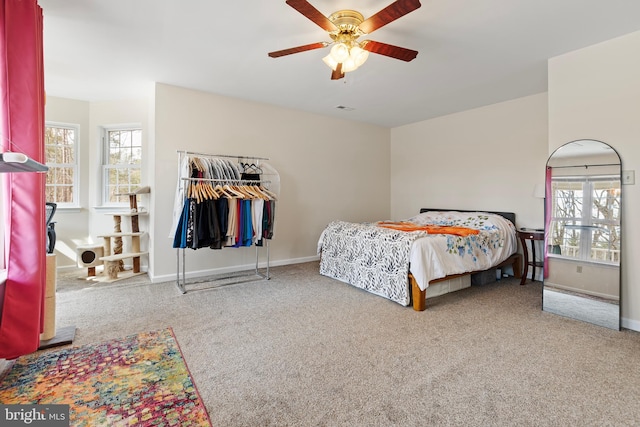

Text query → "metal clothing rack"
[177,149,269,161]
[175,242,270,294]
[175,150,273,294]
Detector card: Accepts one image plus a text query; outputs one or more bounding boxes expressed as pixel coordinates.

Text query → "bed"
[317,209,521,311]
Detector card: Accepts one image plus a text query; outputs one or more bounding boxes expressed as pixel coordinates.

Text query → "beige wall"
[390,93,549,230]
[150,83,390,281]
[549,30,640,330]
[546,257,619,300]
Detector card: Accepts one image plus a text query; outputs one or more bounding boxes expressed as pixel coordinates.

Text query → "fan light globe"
[341,57,358,73]
[322,54,339,71]
[329,43,350,63]
[350,45,369,67]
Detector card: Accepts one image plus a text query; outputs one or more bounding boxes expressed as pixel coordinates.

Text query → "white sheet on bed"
[405,211,517,290]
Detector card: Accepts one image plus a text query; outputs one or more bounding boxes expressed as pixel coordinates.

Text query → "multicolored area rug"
[0,328,212,426]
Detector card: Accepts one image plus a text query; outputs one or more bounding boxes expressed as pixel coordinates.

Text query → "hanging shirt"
[226,197,237,247]
[252,199,264,245]
[242,199,253,247]
[170,155,192,238]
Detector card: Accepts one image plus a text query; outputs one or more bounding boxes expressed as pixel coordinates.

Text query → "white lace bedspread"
[317,212,517,306]
[318,221,425,305]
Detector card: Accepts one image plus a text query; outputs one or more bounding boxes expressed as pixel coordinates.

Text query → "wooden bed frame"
[408,209,522,311]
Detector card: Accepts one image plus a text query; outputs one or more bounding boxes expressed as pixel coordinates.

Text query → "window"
[548,176,620,264]
[45,123,79,207]
[102,126,142,205]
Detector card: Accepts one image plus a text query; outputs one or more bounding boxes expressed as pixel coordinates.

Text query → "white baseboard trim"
[149,255,320,284]
[621,317,640,332]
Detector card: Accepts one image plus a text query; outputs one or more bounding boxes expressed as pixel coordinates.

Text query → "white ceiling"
[39,0,640,128]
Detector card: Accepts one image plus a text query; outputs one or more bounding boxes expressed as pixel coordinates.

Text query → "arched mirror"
[543,139,621,330]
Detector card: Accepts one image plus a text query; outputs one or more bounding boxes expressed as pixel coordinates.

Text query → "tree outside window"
[45,123,79,207]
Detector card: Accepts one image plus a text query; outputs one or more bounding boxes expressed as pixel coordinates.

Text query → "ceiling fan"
[268,0,421,80]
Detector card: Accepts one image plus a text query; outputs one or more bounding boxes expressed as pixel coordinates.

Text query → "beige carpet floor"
[47,261,640,426]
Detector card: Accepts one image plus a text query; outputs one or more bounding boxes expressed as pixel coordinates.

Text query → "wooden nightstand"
[517,228,544,285]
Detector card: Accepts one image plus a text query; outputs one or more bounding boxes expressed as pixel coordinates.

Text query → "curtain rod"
[548,163,619,169]
[177,150,269,161]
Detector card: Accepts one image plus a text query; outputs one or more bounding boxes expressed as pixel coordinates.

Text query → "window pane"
[46,167,57,185]
[107,168,119,186]
[55,185,73,204]
[45,186,56,201]
[119,131,131,148]
[591,181,620,222]
[552,182,583,219]
[590,180,620,263]
[109,148,123,164]
[549,219,582,259]
[62,129,75,146]
[45,145,57,163]
[109,131,121,147]
[55,187,65,204]
[590,226,616,262]
[107,185,118,203]
[60,167,74,185]
[130,168,141,185]
[104,128,141,204]
[45,124,78,206]
[130,147,142,164]
[131,130,141,144]
[117,168,129,183]
[60,145,75,163]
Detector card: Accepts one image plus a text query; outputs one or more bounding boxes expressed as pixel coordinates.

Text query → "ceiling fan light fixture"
[324,42,369,73]
[269,1,421,80]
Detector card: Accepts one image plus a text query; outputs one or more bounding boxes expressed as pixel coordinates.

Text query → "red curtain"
[0,0,46,359]
[543,166,552,278]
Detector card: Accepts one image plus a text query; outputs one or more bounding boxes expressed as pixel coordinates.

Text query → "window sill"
[93,205,130,212]
[55,206,82,214]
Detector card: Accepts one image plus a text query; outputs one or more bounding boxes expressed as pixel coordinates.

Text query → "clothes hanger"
[233,184,255,198]
[245,184,270,200]
[224,183,246,198]
[214,184,235,198]
[200,158,217,200]
[259,185,277,200]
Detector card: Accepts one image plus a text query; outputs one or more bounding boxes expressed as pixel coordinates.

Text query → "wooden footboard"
[409,253,522,311]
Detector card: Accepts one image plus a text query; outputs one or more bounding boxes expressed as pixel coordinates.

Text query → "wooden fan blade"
[360,40,418,62]
[331,63,345,80]
[285,0,338,32]
[358,0,421,34]
[268,42,327,58]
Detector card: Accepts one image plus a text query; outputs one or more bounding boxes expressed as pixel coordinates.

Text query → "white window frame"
[44,121,80,209]
[548,175,620,265]
[100,125,142,207]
